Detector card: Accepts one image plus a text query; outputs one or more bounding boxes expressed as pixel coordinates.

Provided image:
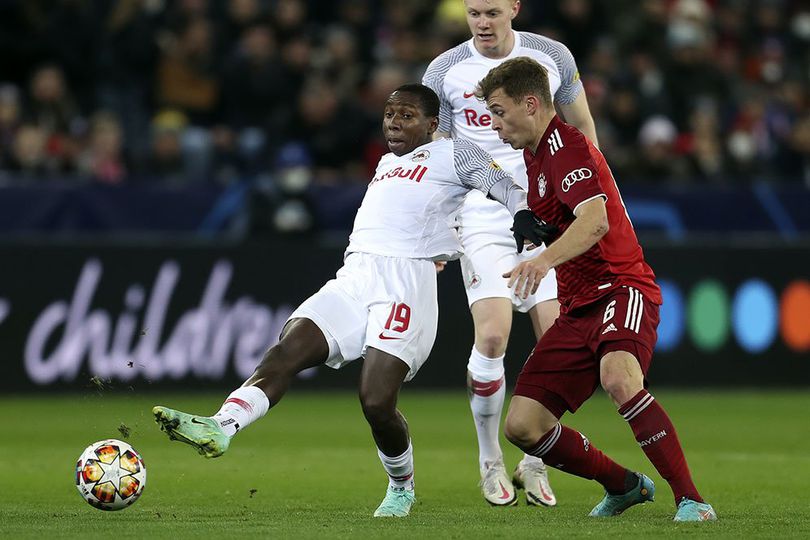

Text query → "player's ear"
[511,0,520,19]
[525,95,538,116]
[428,116,439,134]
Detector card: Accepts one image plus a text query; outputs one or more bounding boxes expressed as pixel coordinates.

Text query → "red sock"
[619,390,703,503]
[528,423,629,493]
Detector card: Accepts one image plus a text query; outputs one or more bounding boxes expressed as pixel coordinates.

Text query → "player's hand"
[434,261,447,273]
[511,210,558,253]
[503,256,552,299]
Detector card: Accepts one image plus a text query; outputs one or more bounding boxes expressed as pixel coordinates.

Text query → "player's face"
[382,92,437,156]
[464,0,518,53]
[486,88,533,150]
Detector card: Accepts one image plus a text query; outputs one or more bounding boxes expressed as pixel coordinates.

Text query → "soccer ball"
[75,439,147,511]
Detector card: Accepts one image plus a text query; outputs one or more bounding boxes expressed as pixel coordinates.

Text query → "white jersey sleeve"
[452,138,527,216]
[422,43,473,134]
[517,32,583,105]
[452,138,511,192]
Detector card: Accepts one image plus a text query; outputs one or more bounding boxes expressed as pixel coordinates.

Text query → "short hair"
[475,57,553,109]
[391,83,440,118]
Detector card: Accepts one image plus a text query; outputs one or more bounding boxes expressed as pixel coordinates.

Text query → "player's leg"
[154,256,369,458]
[600,349,717,521]
[504,395,651,516]
[360,347,417,517]
[512,298,561,507]
[467,297,518,506]
[153,318,329,457]
[362,255,437,517]
[597,287,715,521]
[506,317,654,516]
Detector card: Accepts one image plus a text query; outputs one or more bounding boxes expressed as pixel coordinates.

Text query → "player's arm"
[551,38,600,148]
[452,138,524,213]
[558,93,599,149]
[451,139,555,248]
[504,197,607,299]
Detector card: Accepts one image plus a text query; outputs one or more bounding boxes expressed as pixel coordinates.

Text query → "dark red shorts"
[514,286,660,418]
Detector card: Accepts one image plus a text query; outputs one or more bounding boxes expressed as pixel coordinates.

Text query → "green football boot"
[373,486,416,517]
[588,472,655,517]
[153,406,230,458]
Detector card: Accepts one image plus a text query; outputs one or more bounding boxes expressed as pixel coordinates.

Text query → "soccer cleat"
[153,406,230,458]
[588,472,655,517]
[480,458,518,506]
[673,498,717,522]
[513,459,557,507]
[373,486,416,517]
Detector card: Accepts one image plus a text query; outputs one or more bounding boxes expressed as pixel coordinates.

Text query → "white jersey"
[347,138,516,261]
[422,31,583,186]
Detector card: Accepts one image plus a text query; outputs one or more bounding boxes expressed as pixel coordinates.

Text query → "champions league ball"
[75,439,146,511]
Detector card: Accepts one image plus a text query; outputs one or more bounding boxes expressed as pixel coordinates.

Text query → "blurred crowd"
[0,0,808,201]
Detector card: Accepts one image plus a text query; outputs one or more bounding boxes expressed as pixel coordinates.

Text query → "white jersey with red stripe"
[347,137,515,261]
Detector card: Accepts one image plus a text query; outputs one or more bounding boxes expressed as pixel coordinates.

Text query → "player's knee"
[359,391,396,426]
[475,332,508,358]
[600,371,640,405]
[504,415,540,450]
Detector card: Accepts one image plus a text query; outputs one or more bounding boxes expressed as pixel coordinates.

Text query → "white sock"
[467,346,506,472]
[211,386,270,437]
[377,441,414,491]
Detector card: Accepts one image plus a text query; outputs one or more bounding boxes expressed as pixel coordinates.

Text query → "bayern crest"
[537,173,547,197]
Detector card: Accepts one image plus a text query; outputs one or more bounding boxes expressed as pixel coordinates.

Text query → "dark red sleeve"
[550,139,605,213]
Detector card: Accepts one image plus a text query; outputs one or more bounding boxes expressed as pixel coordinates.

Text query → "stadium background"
[0,0,807,390]
[1,1,810,538]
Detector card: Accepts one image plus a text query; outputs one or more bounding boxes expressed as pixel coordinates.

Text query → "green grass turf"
[1,390,809,539]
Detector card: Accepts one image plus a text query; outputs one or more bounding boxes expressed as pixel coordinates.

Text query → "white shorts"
[458,191,558,313]
[287,252,438,381]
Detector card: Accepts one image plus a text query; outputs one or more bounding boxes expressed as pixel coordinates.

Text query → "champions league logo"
[537,173,547,197]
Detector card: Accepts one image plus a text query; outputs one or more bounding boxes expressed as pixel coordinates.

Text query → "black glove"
[512,209,558,253]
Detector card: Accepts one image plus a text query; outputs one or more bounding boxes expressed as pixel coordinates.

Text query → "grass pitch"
[1,389,808,539]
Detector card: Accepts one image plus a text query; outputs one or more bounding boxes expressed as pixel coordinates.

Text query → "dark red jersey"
[524,115,662,312]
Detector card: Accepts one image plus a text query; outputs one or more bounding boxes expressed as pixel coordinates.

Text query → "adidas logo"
[547,128,563,155]
[601,323,617,335]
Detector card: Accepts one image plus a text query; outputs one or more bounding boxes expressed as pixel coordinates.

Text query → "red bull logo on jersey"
[371,165,429,184]
[411,150,430,162]
[464,108,491,127]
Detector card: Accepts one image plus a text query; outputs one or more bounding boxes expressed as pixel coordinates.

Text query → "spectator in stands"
[287,77,365,184]
[97,0,162,166]
[0,84,21,170]
[155,16,220,125]
[785,113,810,186]
[684,103,726,183]
[0,0,807,229]
[629,116,688,182]
[24,64,82,173]
[145,109,187,184]
[221,24,292,136]
[77,111,127,185]
[7,124,49,178]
